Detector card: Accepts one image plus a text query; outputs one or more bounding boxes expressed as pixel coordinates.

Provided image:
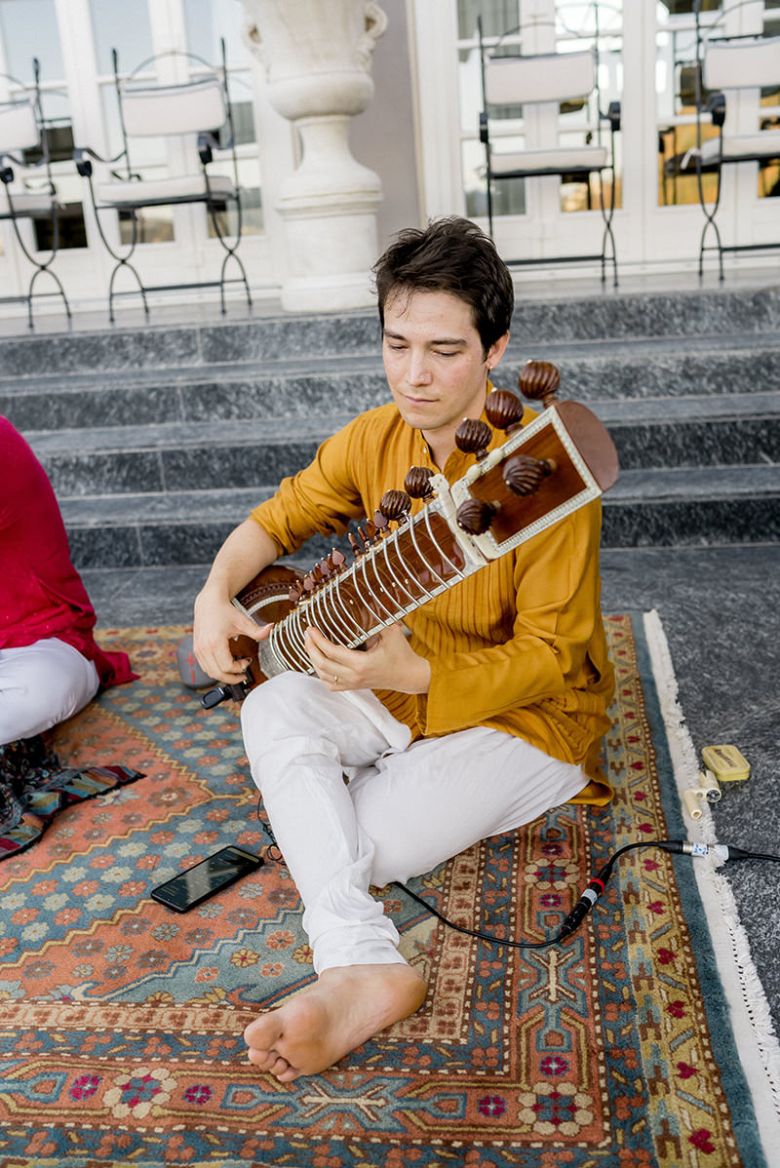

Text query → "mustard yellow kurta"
[250,399,615,803]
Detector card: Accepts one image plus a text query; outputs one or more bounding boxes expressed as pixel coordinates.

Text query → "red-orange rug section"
[0,617,767,1167]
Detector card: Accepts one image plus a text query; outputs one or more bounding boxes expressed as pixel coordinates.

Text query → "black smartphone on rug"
[150,846,264,912]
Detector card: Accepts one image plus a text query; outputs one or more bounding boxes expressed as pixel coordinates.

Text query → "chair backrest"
[704,36,780,91]
[0,98,39,153]
[120,75,227,137]
[484,49,596,107]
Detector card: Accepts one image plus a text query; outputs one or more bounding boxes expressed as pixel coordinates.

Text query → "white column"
[242,0,387,311]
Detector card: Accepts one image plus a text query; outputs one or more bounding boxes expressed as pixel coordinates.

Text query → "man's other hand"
[193,588,270,685]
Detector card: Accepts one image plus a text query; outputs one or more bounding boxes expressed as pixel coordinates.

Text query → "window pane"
[458,0,519,40]
[184,0,252,68]
[119,201,174,245]
[658,0,721,13]
[0,0,64,83]
[207,156,262,237]
[90,0,154,75]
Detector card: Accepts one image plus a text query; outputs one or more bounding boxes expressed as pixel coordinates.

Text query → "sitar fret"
[269,506,473,674]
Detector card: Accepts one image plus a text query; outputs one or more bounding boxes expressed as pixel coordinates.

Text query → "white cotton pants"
[241,672,586,975]
[0,637,100,746]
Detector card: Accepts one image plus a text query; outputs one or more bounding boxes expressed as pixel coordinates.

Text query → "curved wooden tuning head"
[503,454,555,496]
[455,417,493,459]
[404,466,435,499]
[485,388,524,433]
[518,360,560,409]
[379,489,412,522]
[456,497,498,535]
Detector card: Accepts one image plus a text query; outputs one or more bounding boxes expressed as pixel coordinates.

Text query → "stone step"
[2,284,779,379]
[3,331,779,433]
[24,391,780,497]
[58,463,780,569]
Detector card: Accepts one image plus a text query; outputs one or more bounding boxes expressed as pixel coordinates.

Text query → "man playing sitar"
[193,216,616,1082]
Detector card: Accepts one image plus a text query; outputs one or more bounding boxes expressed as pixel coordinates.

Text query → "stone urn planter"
[243,0,387,310]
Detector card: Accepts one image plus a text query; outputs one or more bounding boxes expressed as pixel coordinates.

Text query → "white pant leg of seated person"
[241,672,586,974]
[348,727,587,890]
[0,638,100,746]
[241,672,412,975]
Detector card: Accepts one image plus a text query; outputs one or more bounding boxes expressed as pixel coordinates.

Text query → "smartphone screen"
[150,846,264,912]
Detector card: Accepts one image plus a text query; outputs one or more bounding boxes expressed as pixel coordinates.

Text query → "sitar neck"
[264,475,477,677]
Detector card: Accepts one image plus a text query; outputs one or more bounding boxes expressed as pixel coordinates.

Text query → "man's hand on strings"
[304,624,431,695]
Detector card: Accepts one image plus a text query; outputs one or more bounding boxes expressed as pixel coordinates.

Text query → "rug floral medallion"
[0,616,768,1167]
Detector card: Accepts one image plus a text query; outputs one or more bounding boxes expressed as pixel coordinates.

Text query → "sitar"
[201,360,619,709]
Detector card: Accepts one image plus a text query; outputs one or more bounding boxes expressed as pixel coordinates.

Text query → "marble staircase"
[2,283,779,569]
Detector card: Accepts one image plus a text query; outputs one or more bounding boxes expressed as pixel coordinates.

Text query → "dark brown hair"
[373,216,514,353]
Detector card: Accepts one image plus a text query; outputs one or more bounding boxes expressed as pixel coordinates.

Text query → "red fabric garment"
[0,417,136,689]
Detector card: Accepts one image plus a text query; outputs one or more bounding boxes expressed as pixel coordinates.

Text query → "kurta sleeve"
[420,501,605,736]
[249,418,367,554]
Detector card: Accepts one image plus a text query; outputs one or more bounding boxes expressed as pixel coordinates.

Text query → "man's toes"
[247,1046,277,1071]
[244,1013,282,1050]
[267,1054,293,1078]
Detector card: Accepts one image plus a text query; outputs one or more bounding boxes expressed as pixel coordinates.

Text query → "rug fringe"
[643,609,780,1154]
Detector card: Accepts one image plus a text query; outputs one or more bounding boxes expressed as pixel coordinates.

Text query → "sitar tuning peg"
[485,388,524,433]
[456,497,498,535]
[404,466,434,499]
[519,360,560,409]
[455,417,492,460]
[378,489,412,523]
[503,454,556,496]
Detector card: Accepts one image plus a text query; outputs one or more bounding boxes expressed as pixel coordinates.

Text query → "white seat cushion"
[0,188,56,216]
[120,77,226,137]
[0,100,39,153]
[704,37,780,92]
[491,145,608,176]
[700,133,780,163]
[485,51,596,106]
[96,172,235,206]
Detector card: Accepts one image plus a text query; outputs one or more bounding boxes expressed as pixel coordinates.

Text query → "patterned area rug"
[1,614,778,1167]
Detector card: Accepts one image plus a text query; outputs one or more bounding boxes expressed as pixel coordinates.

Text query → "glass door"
[412,0,780,274]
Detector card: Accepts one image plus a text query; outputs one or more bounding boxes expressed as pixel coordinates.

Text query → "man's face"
[382,289,509,463]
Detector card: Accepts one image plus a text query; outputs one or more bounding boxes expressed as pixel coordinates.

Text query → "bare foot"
[244,962,427,1082]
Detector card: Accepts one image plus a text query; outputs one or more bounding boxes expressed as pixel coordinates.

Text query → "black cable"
[255,794,283,863]
[254,790,780,950]
[393,838,780,952]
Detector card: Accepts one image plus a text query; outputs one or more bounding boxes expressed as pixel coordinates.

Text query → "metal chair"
[691,23,780,279]
[75,39,251,323]
[478,17,621,286]
[0,58,71,329]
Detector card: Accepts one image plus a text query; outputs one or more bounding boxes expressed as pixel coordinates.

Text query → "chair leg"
[27,263,72,330]
[4,195,71,329]
[207,194,252,313]
[695,143,725,281]
[108,255,149,324]
[598,164,619,289]
[486,167,495,240]
[106,211,149,324]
